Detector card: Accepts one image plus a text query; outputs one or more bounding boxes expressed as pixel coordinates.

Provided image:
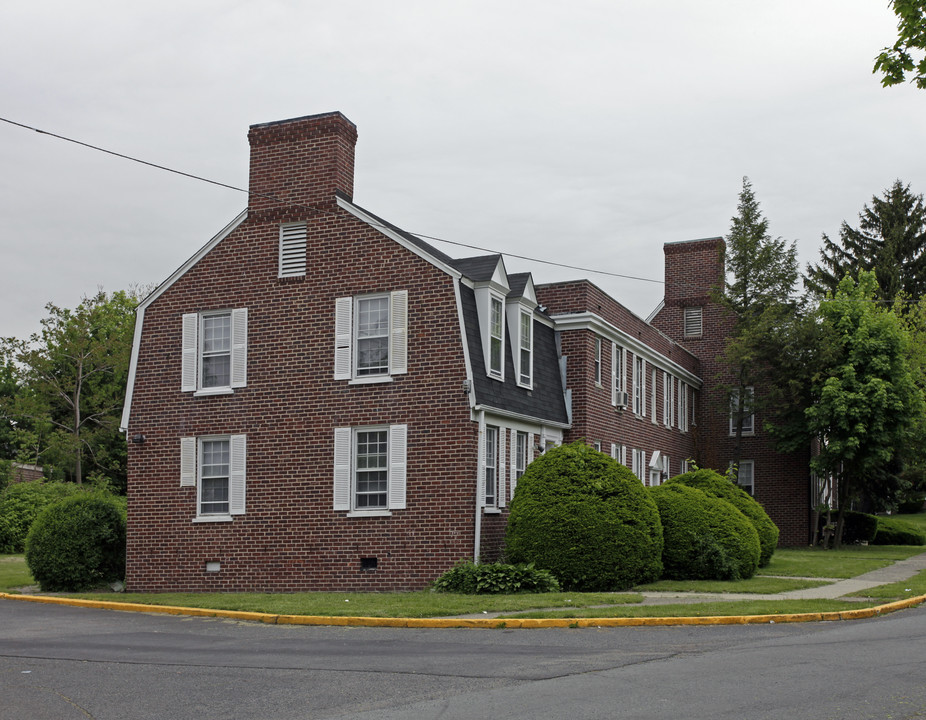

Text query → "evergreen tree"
[720,178,799,483]
[806,180,926,303]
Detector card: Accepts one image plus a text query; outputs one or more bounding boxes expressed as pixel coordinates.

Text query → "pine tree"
[721,178,799,484]
[806,180,926,303]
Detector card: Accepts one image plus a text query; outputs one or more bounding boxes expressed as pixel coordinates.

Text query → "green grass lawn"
[0,555,34,592]
[5,538,925,620]
[756,545,924,578]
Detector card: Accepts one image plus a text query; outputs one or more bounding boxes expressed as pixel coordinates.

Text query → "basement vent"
[360,557,378,571]
[279,222,307,278]
[205,561,221,573]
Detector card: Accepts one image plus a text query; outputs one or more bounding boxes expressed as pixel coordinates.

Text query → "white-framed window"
[333,425,407,514]
[736,460,755,495]
[334,291,408,382]
[611,343,627,407]
[633,356,646,417]
[514,430,528,490]
[484,425,500,508]
[278,222,307,278]
[489,296,504,379]
[684,306,703,337]
[594,337,602,386]
[663,372,671,428]
[611,443,626,466]
[181,309,247,394]
[518,310,533,387]
[593,441,601,452]
[730,386,755,435]
[632,449,645,482]
[180,435,246,519]
[681,458,690,474]
[679,381,689,432]
[648,451,667,487]
[651,368,657,423]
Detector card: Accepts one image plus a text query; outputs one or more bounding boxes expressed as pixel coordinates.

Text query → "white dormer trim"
[473,257,510,382]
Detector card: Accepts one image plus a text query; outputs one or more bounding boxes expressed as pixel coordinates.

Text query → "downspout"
[474,408,485,563]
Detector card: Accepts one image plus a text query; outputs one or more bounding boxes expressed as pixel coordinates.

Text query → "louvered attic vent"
[279,222,307,277]
[683,306,702,337]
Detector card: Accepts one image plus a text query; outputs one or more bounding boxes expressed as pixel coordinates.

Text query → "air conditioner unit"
[615,390,629,408]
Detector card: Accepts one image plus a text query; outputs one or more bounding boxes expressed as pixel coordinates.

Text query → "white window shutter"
[611,342,617,406]
[181,314,198,392]
[509,430,518,500]
[388,424,407,509]
[229,434,246,515]
[230,308,248,388]
[333,428,352,510]
[498,429,507,508]
[390,290,408,375]
[180,437,196,487]
[334,297,353,380]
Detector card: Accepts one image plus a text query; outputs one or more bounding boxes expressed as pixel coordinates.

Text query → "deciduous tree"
[874,0,926,89]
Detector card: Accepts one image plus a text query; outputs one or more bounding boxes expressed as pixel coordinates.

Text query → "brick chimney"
[246,111,358,218]
[662,237,725,308]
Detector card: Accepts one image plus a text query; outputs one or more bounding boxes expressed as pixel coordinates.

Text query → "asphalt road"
[1,599,925,720]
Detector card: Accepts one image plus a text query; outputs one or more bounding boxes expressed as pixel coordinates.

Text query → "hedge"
[505,442,663,591]
[0,481,84,553]
[666,469,779,566]
[872,516,926,546]
[649,483,761,581]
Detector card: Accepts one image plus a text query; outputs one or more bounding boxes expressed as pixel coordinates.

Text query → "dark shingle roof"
[449,255,503,282]
[459,284,568,424]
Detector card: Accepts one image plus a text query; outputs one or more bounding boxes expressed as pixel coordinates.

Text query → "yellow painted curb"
[2,591,925,629]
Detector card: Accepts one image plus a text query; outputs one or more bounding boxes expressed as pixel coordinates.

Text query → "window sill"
[348,376,393,386]
[483,507,502,515]
[730,432,756,438]
[193,387,235,397]
[346,510,393,518]
[193,515,234,523]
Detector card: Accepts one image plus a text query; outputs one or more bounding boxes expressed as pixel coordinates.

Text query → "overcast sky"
[2,1,925,341]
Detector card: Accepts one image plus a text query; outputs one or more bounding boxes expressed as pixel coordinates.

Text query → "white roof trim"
[550,311,702,388]
[471,404,571,430]
[646,299,665,324]
[121,210,247,431]
[336,196,462,280]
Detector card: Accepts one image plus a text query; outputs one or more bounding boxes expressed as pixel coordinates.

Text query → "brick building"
[121,111,812,592]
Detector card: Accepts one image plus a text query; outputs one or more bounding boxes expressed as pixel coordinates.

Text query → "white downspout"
[474,408,485,563]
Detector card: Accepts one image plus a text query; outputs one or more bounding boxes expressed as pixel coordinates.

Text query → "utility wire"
[1,116,667,286]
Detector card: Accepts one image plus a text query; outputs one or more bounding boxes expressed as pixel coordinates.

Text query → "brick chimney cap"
[249,110,356,131]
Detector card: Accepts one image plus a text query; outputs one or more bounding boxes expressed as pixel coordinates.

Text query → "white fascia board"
[520,276,537,306]
[551,311,702,388]
[645,299,665,324]
[120,210,247,432]
[471,404,571,430]
[454,278,476,410]
[336,196,462,280]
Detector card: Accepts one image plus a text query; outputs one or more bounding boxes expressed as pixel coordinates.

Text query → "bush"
[505,442,663,591]
[897,494,925,514]
[872,516,926,546]
[649,483,761,581]
[432,560,561,594]
[0,481,84,553]
[25,492,126,591]
[666,469,779,567]
[838,510,880,544]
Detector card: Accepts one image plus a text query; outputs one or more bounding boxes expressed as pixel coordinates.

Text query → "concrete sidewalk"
[637,548,926,605]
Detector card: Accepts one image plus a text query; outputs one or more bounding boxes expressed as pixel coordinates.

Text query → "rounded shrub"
[505,442,663,591]
[649,483,761,581]
[0,481,84,553]
[666,469,779,566]
[25,492,126,591]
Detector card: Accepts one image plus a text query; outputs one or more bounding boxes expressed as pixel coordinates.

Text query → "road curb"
[2,591,925,628]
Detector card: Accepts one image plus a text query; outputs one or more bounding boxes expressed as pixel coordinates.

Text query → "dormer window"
[518,310,532,386]
[489,295,504,378]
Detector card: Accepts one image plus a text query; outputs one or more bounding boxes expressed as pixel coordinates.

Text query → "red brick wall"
[125,114,479,592]
[651,238,813,545]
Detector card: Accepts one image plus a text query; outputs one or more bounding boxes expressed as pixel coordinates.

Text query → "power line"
[0,116,664,285]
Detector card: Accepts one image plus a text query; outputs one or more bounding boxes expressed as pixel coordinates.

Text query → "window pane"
[200,439,230,514]
[485,427,498,505]
[356,430,388,509]
[356,297,390,375]
[201,314,231,388]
